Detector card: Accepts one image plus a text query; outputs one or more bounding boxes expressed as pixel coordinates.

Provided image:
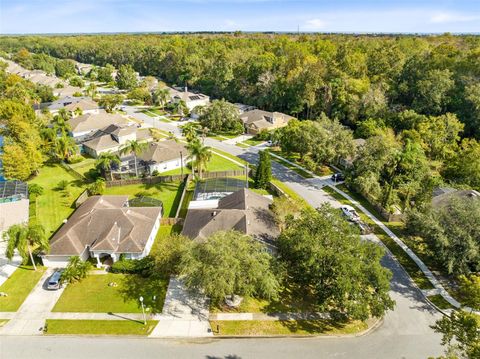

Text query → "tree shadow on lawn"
[119,275,169,315]
[278,318,348,334]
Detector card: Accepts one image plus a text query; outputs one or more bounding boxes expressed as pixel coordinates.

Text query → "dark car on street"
[331,172,345,182]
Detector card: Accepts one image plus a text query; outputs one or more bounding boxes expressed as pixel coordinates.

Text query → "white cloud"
[304,18,327,30]
[225,19,237,27]
[430,12,480,24]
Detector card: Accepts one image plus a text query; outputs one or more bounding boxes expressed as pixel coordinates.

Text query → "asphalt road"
[0,106,444,359]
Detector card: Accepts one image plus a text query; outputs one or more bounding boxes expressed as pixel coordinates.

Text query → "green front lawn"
[0,266,46,312]
[45,319,158,336]
[52,273,168,314]
[211,149,247,166]
[210,319,368,336]
[104,181,184,217]
[270,179,309,208]
[243,138,265,147]
[28,163,87,236]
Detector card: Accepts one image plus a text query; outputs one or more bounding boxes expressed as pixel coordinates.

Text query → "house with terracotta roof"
[41,195,162,268]
[240,109,294,135]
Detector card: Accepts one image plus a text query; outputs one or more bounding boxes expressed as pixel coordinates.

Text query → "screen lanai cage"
[193,177,247,201]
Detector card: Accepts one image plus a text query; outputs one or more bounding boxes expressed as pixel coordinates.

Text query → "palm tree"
[181,122,199,142]
[4,224,49,271]
[86,83,97,98]
[120,140,148,177]
[55,134,77,161]
[173,100,189,117]
[187,139,212,179]
[153,87,170,109]
[95,151,121,181]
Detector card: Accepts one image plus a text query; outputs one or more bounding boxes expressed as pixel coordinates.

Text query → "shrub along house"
[41,195,162,268]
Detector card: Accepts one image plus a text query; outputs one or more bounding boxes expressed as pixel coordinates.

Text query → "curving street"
[0,106,444,358]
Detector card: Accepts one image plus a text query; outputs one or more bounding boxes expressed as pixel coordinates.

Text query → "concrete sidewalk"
[149,277,212,338]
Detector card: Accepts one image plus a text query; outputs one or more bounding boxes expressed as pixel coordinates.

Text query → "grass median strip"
[0,266,46,312]
[321,185,434,290]
[428,295,454,310]
[210,319,368,336]
[271,156,314,178]
[45,320,158,336]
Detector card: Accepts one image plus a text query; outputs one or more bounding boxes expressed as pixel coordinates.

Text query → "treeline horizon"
[0,33,479,139]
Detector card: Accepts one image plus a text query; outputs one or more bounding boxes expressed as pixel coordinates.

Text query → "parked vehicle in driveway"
[47,270,63,290]
[331,172,345,182]
[340,205,361,222]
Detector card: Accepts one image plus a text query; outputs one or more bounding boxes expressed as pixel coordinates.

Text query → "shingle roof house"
[69,112,130,138]
[138,140,189,174]
[41,195,162,268]
[82,124,152,158]
[168,87,210,111]
[240,109,294,135]
[182,188,279,242]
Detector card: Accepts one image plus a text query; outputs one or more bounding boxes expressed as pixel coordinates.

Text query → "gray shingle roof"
[182,188,279,241]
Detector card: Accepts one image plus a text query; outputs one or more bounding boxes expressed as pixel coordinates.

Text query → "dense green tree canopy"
[199,99,243,134]
[278,205,395,320]
[180,230,280,305]
[406,197,480,275]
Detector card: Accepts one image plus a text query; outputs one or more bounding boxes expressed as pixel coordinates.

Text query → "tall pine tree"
[254,150,272,189]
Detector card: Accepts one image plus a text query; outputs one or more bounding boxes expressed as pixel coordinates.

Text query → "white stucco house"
[138,139,189,175]
[41,195,162,268]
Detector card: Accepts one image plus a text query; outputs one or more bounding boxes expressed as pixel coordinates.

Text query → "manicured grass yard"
[0,266,46,311]
[160,153,243,176]
[28,163,87,236]
[271,155,314,178]
[45,319,158,336]
[52,273,168,314]
[210,319,368,336]
[104,181,184,217]
[67,156,97,180]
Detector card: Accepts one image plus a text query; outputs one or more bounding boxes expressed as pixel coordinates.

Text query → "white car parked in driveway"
[340,205,361,222]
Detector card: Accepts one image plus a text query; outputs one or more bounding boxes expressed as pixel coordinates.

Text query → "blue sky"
[1,0,479,34]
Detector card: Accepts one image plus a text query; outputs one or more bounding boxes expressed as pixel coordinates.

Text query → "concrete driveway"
[0,269,65,335]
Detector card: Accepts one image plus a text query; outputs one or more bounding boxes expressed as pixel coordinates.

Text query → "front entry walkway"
[149,277,212,338]
[0,269,66,335]
[0,241,21,287]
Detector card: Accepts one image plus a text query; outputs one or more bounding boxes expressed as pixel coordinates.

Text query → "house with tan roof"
[240,109,294,135]
[138,140,189,174]
[182,189,279,247]
[68,112,130,138]
[54,85,83,97]
[41,195,162,268]
[82,124,152,158]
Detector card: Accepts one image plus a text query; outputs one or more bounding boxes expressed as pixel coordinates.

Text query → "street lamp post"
[139,296,146,325]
